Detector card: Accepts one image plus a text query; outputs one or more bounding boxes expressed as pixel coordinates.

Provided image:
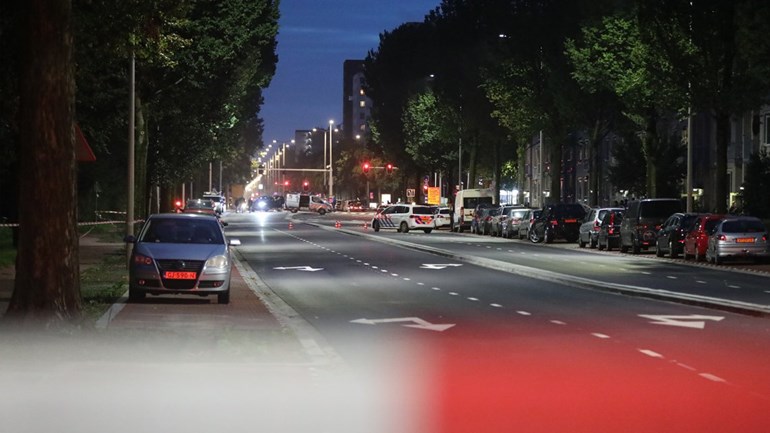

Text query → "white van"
[452,188,495,232]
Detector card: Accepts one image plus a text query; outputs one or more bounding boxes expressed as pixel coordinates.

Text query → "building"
[342,60,371,144]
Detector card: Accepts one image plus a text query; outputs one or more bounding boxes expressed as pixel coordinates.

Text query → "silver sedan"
[705,216,769,265]
[125,213,241,304]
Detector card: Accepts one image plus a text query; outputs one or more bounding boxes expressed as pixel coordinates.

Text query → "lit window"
[359,100,366,108]
[359,88,365,96]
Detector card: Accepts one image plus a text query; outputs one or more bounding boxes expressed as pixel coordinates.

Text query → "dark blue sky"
[260,0,440,144]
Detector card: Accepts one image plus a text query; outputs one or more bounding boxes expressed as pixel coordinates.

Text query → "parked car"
[371,204,436,233]
[433,207,452,229]
[655,213,703,258]
[470,203,497,234]
[479,207,502,236]
[501,208,532,239]
[528,203,586,243]
[683,214,725,261]
[596,210,624,251]
[184,199,217,216]
[343,200,366,212]
[578,207,624,248]
[705,216,769,265]
[125,213,241,304]
[518,209,541,240]
[620,198,683,254]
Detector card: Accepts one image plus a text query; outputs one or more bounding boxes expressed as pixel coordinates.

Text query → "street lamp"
[329,119,334,198]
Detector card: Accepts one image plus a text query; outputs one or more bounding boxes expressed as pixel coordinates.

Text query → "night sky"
[260,0,440,144]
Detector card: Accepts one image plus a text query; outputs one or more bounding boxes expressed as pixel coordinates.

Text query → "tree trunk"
[517,141,526,205]
[547,130,562,204]
[714,111,730,214]
[7,0,82,326]
[643,111,659,198]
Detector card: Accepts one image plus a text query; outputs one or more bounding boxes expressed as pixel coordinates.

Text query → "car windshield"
[721,220,766,233]
[186,200,214,210]
[412,207,434,215]
[140,218,224,244]
[464,197,494,208]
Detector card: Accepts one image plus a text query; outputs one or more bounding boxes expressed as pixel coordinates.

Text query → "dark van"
[620,198,682,254]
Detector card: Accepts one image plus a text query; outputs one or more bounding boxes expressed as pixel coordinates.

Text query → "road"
[227,210,770,433]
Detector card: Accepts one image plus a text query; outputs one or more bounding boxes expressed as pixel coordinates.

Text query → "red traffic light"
[284,180,290,186]
[386,163,393,174]
[303,180,309,191]
[362,162,370,173]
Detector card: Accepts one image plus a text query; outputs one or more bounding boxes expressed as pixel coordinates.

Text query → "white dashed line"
[641,271,651,275]
[371,266,378,269]
[381,270,388,273]
[696,280,707,284]
[449,292,459,296]
[403,278,411,281]
[490,303,503,308]
[592,333,611,339]
[699,373,726,383]
[639,349,664,358]
[467,297,479,301]
[516,311,531,316]
[550,320,566,325]
[676,362,696,371]
[666,276,677,279]
[728,285,741,289]
[391,273,399,277]
[417,282,425,286]
[431,287,441,291]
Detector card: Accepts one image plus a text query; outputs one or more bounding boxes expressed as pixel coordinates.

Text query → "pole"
[329,120,334,198]
[539,130,544,207]
[126,52,135,265]
[458,137,462,191]
[208,162,212,192]
[686,107,693,212]
[323,131,327,187]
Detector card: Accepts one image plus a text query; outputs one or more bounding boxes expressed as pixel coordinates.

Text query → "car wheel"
[655,243,664,257]
[423,228,432,234]
[597,239,605,251]
[606,240,613,252]
[373,221,380,232]
[128,288,145,302]
[669,241,679,259]
[529,228,541,243]
[318,209,326,215]
[218,289,230,305]
[714,253,722,265]
[631,237,640,254]
[400,221,410,233]
[578,235,586,248]
[544,229,553,244]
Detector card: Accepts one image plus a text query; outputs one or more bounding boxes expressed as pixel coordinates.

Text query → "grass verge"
[79,249,127,323]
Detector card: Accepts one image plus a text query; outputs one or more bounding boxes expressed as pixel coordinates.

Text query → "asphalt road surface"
[228,210,770,433]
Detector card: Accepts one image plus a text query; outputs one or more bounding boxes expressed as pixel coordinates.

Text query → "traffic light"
[303,180,309,192]
[386,163,393,174]
[284,180,289,186]
[362,162,370,174]
[258,164,265,175]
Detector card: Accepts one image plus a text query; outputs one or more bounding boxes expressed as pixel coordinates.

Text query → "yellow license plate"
[736,238,755,243]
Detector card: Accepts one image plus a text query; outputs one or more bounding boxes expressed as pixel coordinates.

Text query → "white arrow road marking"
[350,317,455,332]
[420,264,463,270]
[638,314,725,329]
[272,266,324,272]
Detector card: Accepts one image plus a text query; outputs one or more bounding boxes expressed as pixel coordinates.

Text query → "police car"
[371,204,436,233]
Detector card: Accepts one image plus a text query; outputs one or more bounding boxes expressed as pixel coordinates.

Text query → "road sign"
[406,188,415,198]
[427,187,440,205]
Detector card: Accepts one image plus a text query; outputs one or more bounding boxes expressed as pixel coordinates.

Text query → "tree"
[637,0,770,212]
[741,151,770,217]
[6,0,81,326]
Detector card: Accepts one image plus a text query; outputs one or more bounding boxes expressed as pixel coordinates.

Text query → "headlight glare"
[205,255,229,269]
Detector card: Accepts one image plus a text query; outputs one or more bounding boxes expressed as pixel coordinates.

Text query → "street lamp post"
[328,120,334,198]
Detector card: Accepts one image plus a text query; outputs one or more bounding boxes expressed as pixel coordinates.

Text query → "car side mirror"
[221,221,229,227]
[229,239,241,246]
[123,235,136,243]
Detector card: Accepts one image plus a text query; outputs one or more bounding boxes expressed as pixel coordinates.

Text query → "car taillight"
[608,228,615,235]
[133,254,152,265]
[636,224,648,231]
[763,234,767,242]
[550,220,558,226]
[718,234,727,241]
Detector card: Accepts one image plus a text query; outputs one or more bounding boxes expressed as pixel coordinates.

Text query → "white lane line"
[666,276,677,279]
[381,269,388,273]
[700,373,726,383]
[417,282,425,286]
[363,263,370,266]
[467,297,479,301]
[517,311,531,316]
[639,349,664,358]
[490,303,503,308]
[496,248,502,251]
[676,362,697,371]
[431,287,441,291]
[356,260,362,263]
[371,266,378,269]
[641,271,651,275]
[550,320,566,325]
[592,333,611,339]
[696,280,707,284]
[449,292,459,296]
[403,277,411,281]
[728,285,741,289]
[765,290,770,294]
[391,273,399,277]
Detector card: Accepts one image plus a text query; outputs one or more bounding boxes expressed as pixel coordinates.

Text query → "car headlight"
[132,254,153,266]
[205,255,229,269]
